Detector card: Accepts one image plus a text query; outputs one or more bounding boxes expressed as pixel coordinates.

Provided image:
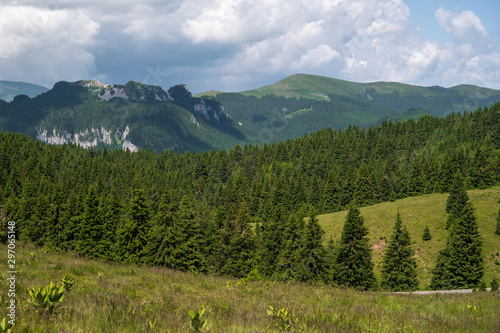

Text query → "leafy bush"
[28,281,65,314]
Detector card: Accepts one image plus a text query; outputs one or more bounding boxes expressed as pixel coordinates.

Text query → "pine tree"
[77,186,103,257]
[294,213,328,282]
[422,225,432,241]
[380,213,418,291]
[446,171,469,217]
[334,206,377,290]
[430,202,484,289]
[116,189,150,265]
[219,200,255,277]
[353,163,374,206]
[98,188,122,260]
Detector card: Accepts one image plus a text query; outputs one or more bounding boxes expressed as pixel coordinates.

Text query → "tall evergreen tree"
[380,213,419,291]
[294,213,328,282]
[219,200,255,277]
[334,206,377,290]
[353,163,375,206]
[116,189,150,265]
[446,171,469,217]
[77,186,103,257]
[430,202,484,289]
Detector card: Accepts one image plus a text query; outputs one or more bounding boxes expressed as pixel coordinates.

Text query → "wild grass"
[317,187,500,289]
[1,242,500,332]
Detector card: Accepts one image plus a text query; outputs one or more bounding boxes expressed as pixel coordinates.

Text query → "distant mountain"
[198,74,500,144]
[0,80,48,102]
[0,80,247,153]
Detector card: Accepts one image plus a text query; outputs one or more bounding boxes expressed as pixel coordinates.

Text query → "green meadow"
[318,187,500,289]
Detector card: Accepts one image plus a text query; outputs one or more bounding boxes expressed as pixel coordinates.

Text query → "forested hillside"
[1,103,499,289]
[201,74,500,144]
[0,80,247,153]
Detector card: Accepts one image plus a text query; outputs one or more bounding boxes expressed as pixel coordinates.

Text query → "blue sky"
[1,0,500,93]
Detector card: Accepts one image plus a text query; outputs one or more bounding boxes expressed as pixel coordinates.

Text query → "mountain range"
[1,74,500,152]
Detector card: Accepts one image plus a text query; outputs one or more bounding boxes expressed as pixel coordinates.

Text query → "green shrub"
[28,281,65,314]
[491,277,499,292]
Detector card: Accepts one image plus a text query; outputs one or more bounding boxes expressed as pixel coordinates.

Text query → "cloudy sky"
[1,0,500,93]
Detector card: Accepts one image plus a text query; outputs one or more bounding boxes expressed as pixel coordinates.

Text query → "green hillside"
[199,74,500,144]
[0,80,48,102]
[318,187,500,289]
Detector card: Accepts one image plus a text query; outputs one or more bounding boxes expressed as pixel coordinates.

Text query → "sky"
[1,0,500,94]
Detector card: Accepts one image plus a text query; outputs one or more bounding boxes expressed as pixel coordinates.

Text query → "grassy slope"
[238,74,500,101]
[2,242,500,332]
[318,187,500,289]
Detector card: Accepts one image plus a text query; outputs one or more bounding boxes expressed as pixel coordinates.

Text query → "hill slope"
[0,80,247,153]
[199,74,500,144]
[0,80,48,102]
[318,187,500,289]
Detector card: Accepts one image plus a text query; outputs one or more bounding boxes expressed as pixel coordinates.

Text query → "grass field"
[2,243,500,332]
[317,187,500,289]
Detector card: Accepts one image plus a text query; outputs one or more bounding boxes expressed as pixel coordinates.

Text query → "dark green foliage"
[116,189,150,265]
[431,203,484,290]
[293,213,328,282]
[491,277,499,292]
[446,171,469,218]
[77,187,103,257]
[380,213,419,291]
[334,206,377,290]
[422,225,432,241]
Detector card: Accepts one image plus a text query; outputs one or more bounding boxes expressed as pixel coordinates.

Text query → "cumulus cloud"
[0,0,499,92]
[0,5,99,87]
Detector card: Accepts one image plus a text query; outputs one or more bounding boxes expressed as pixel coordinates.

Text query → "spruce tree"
[380,213,418,291]
[219,200,255,277]
[334,206,377,290]
[422,225,432,241]
[446,171,469,217]
[353,163,374,207]
[430,202,484,289]
[116,189,150,265]
[294,213,328,282]
[77,186,103,257]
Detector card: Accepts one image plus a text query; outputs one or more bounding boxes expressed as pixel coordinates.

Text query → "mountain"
[198,74,500,144]
[0,80,48,102]
[0,80,247,153]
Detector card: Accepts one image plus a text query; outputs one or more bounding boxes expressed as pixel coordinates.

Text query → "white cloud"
[0,5,99,87]
[0,1,499,92]
[435,7,491,48]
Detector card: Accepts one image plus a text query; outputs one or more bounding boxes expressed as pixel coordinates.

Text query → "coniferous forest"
[1,103,500,290]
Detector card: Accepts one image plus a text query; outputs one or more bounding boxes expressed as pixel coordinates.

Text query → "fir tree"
[446,171,469,217]
[353,163,374,207]
[219,200,255,277]
[380,213,418,291]
[430,202,484,289]
[294,213,328,282]
[334,206,377,290]
[422,225,432,241]
[77,186,103,257]
[116,189,150,265]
